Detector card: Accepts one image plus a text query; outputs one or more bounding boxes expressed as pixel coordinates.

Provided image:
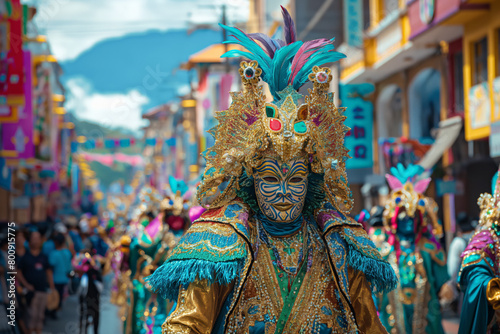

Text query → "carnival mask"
[254,157,308,222]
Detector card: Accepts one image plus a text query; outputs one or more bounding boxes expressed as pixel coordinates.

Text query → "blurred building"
[181,43,240,177]
[340,0,500,235]
[0,1,76,225]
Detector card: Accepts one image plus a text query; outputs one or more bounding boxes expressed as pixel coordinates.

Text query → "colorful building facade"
[340,0,499,235]
[0,1,75,224]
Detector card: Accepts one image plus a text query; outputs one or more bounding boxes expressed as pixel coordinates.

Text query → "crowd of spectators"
[0,215,111,334]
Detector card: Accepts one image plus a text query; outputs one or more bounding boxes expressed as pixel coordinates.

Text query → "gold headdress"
[477,168,500,228]
[197,11,353,215]
[160,176,190,216]
[382,164,442,236]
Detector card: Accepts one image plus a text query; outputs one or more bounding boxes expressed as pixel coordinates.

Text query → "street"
[42,275,122,334]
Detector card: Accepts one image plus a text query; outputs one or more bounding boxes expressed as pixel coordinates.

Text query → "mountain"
[61,29,222,111]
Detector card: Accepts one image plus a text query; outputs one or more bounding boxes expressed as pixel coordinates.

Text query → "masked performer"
[458,169,500,334]
[147,7,397,334]
[126,178,193,334]
[379,164,451,334]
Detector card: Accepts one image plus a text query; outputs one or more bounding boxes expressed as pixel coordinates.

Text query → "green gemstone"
[294,121,307,134]
[266,105,276,117]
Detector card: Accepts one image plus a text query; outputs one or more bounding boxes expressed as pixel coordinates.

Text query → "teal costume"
[375,164,450,334]
[147,200,398,333]
[458,170,500,334]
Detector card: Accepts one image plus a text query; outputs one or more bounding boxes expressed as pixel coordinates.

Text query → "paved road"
[43,275,122,334]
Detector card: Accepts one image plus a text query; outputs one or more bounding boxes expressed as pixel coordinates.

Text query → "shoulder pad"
[146,218,249,300]
[325,225,398,293]
[460,229,498,275]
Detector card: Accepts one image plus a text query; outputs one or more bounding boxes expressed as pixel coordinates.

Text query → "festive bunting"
[71,137,177,150]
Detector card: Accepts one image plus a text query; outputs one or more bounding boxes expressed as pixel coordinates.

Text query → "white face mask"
[254,157,308,222]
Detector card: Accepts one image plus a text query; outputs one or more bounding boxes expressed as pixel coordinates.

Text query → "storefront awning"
[418,116,463,170]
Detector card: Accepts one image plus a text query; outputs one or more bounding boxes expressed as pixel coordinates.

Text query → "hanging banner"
[1,50,34,159]
[343,0,363,47]
[0,0,24,108]
[34,65,53,161]
[340,83,374,169]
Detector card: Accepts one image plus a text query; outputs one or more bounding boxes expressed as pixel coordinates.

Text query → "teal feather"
[390,163,425,183]
[292,49,346,90]
[219,24,272,79]
[270,41,302,99]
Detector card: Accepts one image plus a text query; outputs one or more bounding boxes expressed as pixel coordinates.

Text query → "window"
[473,37,488,85]
[454,51,464,112]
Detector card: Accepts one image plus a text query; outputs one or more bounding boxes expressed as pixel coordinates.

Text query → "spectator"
[14,229,28,334]
[48,233,72,318]
[17,230,55,334]
[89,227,109,257]
[66,216,83,253]
[447,212,476,313]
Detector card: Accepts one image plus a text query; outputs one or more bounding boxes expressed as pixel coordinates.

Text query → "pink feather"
[414,178,431,194]
[288,39,330,85]
[385,174,403,191]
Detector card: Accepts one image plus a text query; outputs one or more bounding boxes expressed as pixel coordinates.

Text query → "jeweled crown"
[197,7,352,214]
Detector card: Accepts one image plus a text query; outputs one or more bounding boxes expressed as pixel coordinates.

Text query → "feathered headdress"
[383,163,442,257]
[197,7,353,215]
[477,167,500,228]
[220,6,345,101]
[161,176,190,216]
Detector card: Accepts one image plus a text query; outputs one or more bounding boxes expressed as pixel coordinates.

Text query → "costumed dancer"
[126,179,193,334]
[377,163,452,334]
[146,7,398,333]
[458,169,500,334]
[139,176,193,334]
[123,186,162,334]
[73,251,104,334]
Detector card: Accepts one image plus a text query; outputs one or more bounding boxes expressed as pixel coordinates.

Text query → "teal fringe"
[145,259,241,301]
[347,246,398,293]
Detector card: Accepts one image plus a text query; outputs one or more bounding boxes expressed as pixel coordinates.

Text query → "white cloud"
[65,77,149,132]
[24,0,249,61]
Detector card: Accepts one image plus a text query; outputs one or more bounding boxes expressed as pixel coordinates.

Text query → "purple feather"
[288,39,330,85]
[248,33,278,57]
[281,6,296,44]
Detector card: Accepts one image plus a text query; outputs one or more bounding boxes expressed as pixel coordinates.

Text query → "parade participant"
[109,235,132,321]
[73,250,104,334]
[147,7,397,333]
[458,169,500,334]
[378,163,452,334]
[125,179,191,334]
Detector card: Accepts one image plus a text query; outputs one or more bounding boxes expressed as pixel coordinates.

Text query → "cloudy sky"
[30,0,249,61]
[22,0,249,132]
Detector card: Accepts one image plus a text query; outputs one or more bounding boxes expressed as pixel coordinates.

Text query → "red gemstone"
[269,119,282,131]
[317,72,328,83]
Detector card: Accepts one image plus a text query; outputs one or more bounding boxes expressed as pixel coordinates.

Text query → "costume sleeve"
[458,262,495,334]
[348,267,388,334]
[163,279,234,334]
